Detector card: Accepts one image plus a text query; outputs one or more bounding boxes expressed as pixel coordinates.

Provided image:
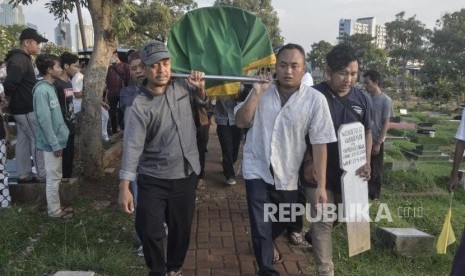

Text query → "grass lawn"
[0,198,146,275]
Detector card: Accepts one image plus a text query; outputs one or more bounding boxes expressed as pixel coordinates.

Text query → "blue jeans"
[245,179,298,276]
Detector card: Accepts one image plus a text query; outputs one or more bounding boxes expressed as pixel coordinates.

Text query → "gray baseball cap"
[140,40,171,66]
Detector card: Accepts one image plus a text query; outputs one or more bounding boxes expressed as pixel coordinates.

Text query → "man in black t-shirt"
[54,52,79,180]
[302,44,373,276]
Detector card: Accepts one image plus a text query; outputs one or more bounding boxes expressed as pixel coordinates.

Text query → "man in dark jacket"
[106,51,130,135]
[3,28,47,183]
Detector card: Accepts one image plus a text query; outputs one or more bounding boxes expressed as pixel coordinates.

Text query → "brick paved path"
[180,199,314,276]
[179,121,315,275]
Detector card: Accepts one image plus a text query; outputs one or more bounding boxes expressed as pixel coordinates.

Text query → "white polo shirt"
[235,83,337,190]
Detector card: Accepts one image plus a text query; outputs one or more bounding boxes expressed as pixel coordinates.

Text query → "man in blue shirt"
[303,44,373,276]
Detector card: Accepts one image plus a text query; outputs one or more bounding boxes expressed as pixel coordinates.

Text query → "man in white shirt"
[235,43,336,275]
[71,60,87,115]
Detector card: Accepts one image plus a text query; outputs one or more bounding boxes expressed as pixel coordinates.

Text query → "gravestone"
[376,227,435,256]
[403,144,449,162]
[338,122,370,257]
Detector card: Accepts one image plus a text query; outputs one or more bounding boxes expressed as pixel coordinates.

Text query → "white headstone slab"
[337,122,371,257]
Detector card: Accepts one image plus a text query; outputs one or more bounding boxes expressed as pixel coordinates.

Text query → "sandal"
[289,231,304,245]
[51,210,73,220]
[61,207,74,213]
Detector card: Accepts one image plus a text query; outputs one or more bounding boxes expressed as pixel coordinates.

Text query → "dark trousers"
[245,179,299,276]
[196,125,210,180]
[216,124,241,179]
[136,173,197,276]
[369,143,384,200]
[108,96,122,134]
[451,229,465,276]
[62,133,74,178]
[287,184,306,233]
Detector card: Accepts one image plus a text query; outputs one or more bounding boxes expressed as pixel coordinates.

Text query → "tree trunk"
[81,0,119,180]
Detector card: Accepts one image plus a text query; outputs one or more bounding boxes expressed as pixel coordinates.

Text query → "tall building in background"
[0,0,25,26]
[75,22,94,51]
[338,19,354,37]
[338,17,386,49]
[55,22,72,49]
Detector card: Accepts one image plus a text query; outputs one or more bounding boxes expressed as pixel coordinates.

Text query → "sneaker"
[102,134,110,141]
[225,178,236,185]
[289,231,304,245]
[137,245,144,257]
[166,268,182,276]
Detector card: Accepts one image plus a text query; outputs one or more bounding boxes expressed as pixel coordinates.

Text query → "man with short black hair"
[363,69,393,200]
[4,28,48,183]
[304,44,373,276]
[33,54,70,219]
[118,40,207,276]
[55,52,79,181]
[235,43,336,276]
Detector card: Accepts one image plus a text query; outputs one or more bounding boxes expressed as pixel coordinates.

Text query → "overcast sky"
[21,0,464,52]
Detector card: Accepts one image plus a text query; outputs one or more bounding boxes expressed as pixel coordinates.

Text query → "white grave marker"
[338,122,371,257]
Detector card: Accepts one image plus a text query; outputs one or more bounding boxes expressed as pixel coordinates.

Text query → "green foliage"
[339,33,390,75]
[213,0,284,47]
[385,12,432,70]
[306,40,332,73]
[41,43,74,56]
[0,24,27,60]
[419,9,465,103]
[115,0,198,49]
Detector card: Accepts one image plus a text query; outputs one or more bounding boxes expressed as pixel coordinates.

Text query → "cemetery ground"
[1,102,465,275]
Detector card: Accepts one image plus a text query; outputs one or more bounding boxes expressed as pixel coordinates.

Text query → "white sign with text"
[338,122,371,257]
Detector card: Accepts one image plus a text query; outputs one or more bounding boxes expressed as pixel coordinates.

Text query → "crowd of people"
[2,27,463,276]
[114,39,397,276]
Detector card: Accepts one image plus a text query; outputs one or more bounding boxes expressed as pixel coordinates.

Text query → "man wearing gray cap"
[118,40,207,276]
[4,28,48,183]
